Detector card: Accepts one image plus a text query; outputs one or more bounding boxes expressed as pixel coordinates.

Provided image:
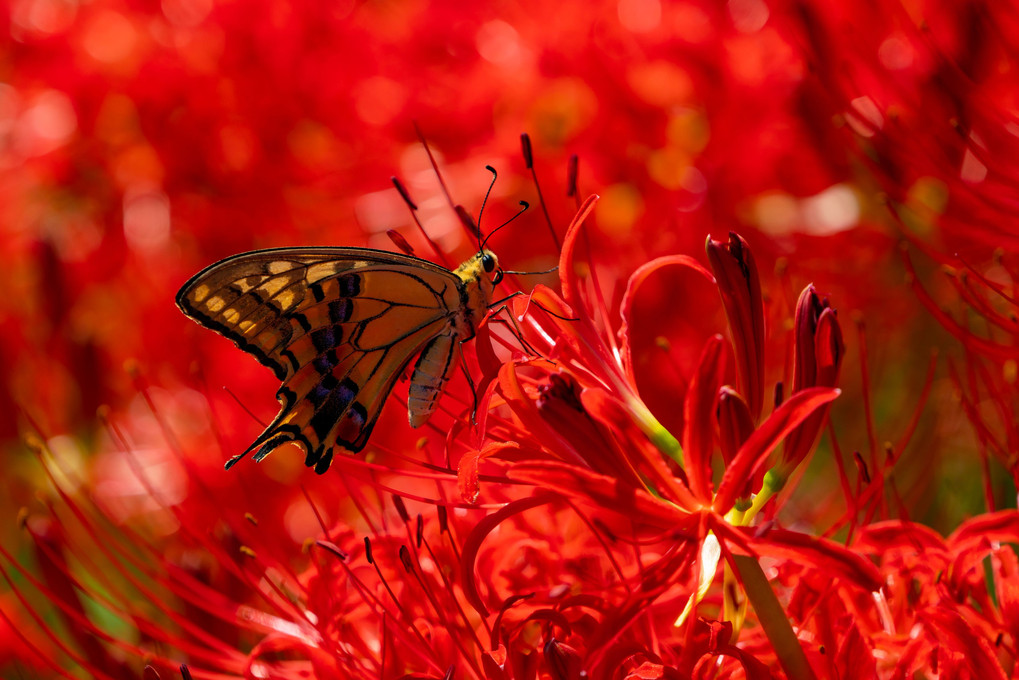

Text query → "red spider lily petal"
[947,509,1019,548]
[482,651,510,680]
[618,254,715,384]
[472,322,507,436]
[536,374,646,489]
[705,233,765,421]
[246,635,342,680]
[507,460,694,530]
[715,387,758,504]
[496,361,602,471]
[922,606,1010,680]
[946,510,1019,587]
[493,356,635,483]
[620,661,683,679]
[853,520,948,555]
[781,287,844,472]
[689,618,772,680]
[557,195,600,312]
[994,548,1019,649]
[524,284,577,324]
[717,386,754,466]
[714,387,841,513]
[746,527,883,593]
[461,493,561,617]
[834,626,876,680]
[544,638,583,680]
[682,335,727,502]
[458,442,521,504]
[578,385,694,502]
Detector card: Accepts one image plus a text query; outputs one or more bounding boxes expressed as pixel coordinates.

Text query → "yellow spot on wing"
[260,276,293,298]
[268,260,293,275]
[276,289,296,308]
[308,261,341,281]
[234,277,260,293]
[193,284,210,301]
[206,296,225,312]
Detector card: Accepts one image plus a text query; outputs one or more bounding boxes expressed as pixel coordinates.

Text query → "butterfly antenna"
[481,200,529,251]
[476,165,499,250]
[521,133,561,250]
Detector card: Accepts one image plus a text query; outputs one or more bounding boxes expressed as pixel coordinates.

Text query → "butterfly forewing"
[177,247,473,472]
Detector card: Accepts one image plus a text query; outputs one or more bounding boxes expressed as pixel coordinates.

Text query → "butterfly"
[176,246,504,474]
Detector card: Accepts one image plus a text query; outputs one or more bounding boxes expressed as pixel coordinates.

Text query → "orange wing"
[176,247,466,473]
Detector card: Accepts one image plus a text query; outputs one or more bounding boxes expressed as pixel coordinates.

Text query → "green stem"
[732,554,816,680]
[630,401,684,467]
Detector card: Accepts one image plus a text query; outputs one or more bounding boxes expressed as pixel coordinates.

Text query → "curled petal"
[683,336,726,502]
[714,387,841,513]
[508,460,692,530]
[246,635,341,680]
[716,386,755,501]
[618,254,715,382]
[746,527,884,592]
[461,494,561,617]
[948,508,1019,548]
[792,286,844,392]
[853,520,947,556]
[782,290,844,472]
[458,442,520,504]
[814,307,844,387]
[706,233,765,421]
[544,638,583,680]
[558,195,600,311]
[717,386,754,466]
[922,607,1010,680]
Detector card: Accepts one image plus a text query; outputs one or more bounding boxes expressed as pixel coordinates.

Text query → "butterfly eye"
[482,252,496,273]
[492,269,504,286]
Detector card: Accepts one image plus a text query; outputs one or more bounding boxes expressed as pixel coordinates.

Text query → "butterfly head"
[481,249,503,286]
[455,248,503,309]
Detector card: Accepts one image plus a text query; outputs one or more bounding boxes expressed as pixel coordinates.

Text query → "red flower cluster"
[3,0,1019,677]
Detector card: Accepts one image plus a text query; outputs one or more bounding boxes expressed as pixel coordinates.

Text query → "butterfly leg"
[457,338,480,424]
[484,293,547,360]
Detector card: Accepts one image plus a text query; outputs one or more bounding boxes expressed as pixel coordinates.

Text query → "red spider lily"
[5,0,1019,678]
[456,200,882,676]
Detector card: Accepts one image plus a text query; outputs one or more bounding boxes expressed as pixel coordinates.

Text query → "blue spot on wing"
[338,273,360,297]
[311,326,341,353]
[309,377,359,441]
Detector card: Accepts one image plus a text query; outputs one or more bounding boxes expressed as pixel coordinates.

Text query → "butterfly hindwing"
[176,247,467,472]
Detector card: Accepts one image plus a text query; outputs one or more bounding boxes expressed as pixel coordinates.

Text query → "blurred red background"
[2,0,1018,675]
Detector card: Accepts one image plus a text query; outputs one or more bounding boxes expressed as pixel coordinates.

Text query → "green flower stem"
[741,468,786,524]
[647,426,683,467]
[733,554,816,680]
[630,402,684,467]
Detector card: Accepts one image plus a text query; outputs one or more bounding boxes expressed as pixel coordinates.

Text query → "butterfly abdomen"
[408,332,459,427]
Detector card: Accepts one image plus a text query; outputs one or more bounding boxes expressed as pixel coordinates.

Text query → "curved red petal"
[682,335,726,502]
[714,387,841,513]
[460,493,560,617]
[618,254,715,382]
[557,195,600,311]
